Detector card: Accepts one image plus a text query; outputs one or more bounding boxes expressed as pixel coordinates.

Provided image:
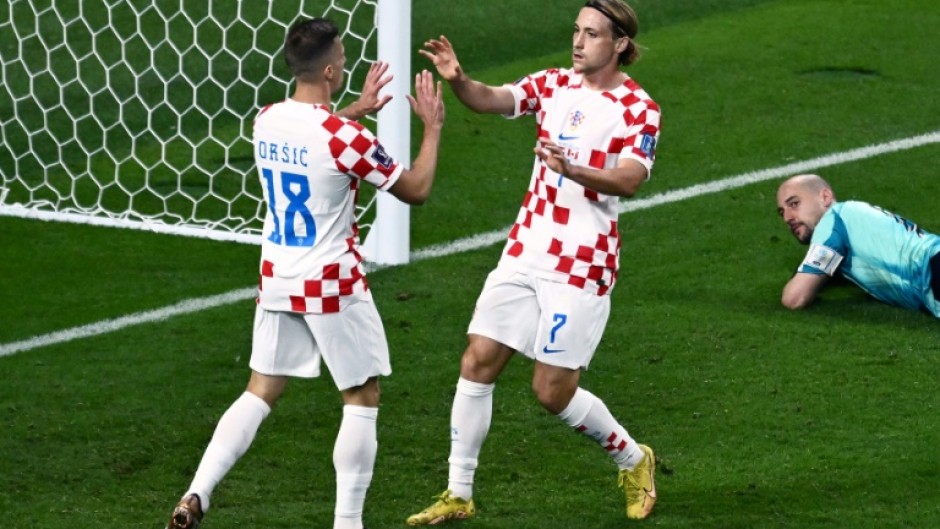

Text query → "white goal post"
[0,0,412,265]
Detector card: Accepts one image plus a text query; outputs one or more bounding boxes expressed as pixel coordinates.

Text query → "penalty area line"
[618,130,940,214]
[0,288,256,358]
[2,130,938,358]
[409,130,940,258]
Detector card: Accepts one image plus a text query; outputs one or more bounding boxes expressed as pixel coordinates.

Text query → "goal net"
[0,0,412,264]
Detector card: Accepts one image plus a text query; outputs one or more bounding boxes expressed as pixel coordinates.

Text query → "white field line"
[0,205,264,245]
[0,288,257,358]
[2,130,939,358]
[407,130,940,257]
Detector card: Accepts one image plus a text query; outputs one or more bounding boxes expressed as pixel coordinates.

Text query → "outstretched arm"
[336,61,394,121]
[781,272,830,309]
[387,70,446,205]
[419,35,514,115]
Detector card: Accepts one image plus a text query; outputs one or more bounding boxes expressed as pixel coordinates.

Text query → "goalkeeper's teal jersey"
[798,201,940,316]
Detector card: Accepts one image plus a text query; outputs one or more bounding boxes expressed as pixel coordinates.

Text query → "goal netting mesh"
[0,0,409,259]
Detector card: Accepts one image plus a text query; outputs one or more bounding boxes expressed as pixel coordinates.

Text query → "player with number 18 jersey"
[253,100,403,314]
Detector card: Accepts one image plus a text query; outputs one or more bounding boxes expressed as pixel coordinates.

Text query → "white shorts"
[467,266,610,370]
[250,300,391,390]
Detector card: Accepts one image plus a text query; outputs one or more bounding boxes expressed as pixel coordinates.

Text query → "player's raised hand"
[389,70,445,205]
[336,61,393,120]
[357,60,394,114]
[407,70,445,131]
[535,140,572,178]
[419,35,463,81]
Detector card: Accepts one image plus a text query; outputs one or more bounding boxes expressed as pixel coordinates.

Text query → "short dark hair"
[284,18,339,81]
[584,0,641,65]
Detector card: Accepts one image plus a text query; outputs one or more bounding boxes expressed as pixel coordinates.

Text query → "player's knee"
[459,349,491,380]
[531,381,573,415]
[246,372,288,407]
[459,338,508,382]
[341,377,381,407]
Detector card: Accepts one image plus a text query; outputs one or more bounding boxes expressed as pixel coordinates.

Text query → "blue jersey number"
[549,313,568,343]
[541,313,569,354]
[261,167,317,247]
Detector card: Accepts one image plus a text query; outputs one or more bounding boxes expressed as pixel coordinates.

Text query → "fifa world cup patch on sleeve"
[800,244,843,276]
[371,144,393,168]
[640,134,656,158]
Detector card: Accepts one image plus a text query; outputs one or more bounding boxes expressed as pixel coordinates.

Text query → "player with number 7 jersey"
[407,2,658,526]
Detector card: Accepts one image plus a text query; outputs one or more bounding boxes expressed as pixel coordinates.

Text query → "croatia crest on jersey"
[558,109,585,142]
[568,110,584,129]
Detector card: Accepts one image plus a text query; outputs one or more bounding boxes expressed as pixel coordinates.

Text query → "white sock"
[186,391,271,512]
[558,388,643,470]
[333,405,378,529]
[447,377,494,500]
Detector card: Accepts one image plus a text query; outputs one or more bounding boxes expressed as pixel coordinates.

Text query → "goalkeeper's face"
[776,178,833,245]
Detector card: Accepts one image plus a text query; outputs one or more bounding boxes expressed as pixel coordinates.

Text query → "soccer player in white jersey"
[165,17,445,529]
[777,174,940,316]
[407,0,660,524]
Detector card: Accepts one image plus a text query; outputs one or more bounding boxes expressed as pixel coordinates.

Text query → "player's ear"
[324,64,334,81]
[820,187,834,207]
[615,36,629,54]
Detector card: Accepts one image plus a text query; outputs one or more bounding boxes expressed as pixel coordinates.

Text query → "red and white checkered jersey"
[500,68,660,296]
[252,100,403,313]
